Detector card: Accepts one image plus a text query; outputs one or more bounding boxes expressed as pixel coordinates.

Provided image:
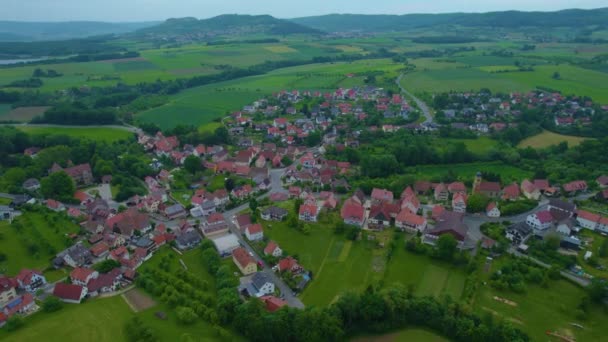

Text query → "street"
[397,73,433,124]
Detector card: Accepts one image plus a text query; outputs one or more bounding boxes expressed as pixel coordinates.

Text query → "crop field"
[518,130,591,149]
[0,106,50,122]
[17,126,134,142]
[0,212,80,276]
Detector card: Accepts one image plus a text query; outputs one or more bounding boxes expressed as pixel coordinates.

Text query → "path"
[396,73,433,124]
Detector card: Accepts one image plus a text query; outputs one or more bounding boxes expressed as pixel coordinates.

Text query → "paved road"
[396,73,433,124]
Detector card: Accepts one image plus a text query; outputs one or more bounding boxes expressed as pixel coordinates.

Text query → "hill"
[290,8,608,32]
[135,14,323,38]
[0,21,158,42]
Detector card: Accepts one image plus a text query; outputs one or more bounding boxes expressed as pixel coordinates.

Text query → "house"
[22,178,40,191]
[231,184,253,200]
[232,247,257,275]
[486,202,500,218]
[521,179,540,200]
[502,183,520,201]
[57,243,92,268]
[424,211,469,249]
[0,206,15,220]
[563,180,588,195]
[476,181,501,198]
[596,175,608,189]
[451,192,467,213]
[245,224,264,241]
[340,200,365,227]
[50,162,94,187]
[576,210,601,230]
[261,206,289,221]
[201,213,229,237]
[414,181,432,195]
[264,241,283,257]
[87,269,121,296]
[53,283,87,304]
[46,199,65,212]
[548,199,576,221]
[395,210,427,233]
[556,219,575,236]
[275,257,303,274]
[176,230,202,250]
[434,183,449,201]
[164,203,187,220]
[70,267,98,286]
[447,182,466,194]
[534,179,550,193]
[2,293,35,318]
[239,272,275,298]
[368,204,391,229]
[0,277,17,306]
[90,242,110,258]
[431,205,445,220]
[15,269,46,293]
[261,295,287,312]
[597,217,608,234]
[298,203,319,222]
[371,188,393,203]
[400,194,420,214]
[105,208,151,236]
[526,211,553,231]
[235,213,252,232]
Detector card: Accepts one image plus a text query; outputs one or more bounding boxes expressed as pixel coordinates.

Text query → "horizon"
[1,0,606,22]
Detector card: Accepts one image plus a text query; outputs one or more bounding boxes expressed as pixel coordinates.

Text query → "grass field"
[352,329,449,342]
[474,259,608,342]
[517,130,590,149]
[0,106,50,122]
[442,136,499,155]
[17,126,134,142]
[0,104,12,117]
[0,296,133,342]
[0,211,80,276]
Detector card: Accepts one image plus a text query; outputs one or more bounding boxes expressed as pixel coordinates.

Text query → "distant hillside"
[0,21,158,42]
[135,14,322,38]
[290,8,608,32]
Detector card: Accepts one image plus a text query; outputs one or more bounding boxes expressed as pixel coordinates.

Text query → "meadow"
[518,129,591,149]
[0,211,80,277]
[407,161,532,184]
[17,126,134,142]
[352,329,448,342]
[440,136,499,155]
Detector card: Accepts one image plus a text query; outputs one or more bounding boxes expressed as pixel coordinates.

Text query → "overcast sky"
[3,0,606,22]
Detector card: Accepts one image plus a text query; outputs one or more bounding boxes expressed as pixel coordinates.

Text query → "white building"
[212,234,240,257]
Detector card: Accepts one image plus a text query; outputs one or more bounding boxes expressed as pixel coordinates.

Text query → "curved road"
[396,73,433,124]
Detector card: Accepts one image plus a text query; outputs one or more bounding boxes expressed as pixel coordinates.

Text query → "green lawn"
[518,130,591,149]
[441,136,499,155]
[0,211,80,276]
[0,296,134,342]
[352,328,449,342]
[17,126,134,142]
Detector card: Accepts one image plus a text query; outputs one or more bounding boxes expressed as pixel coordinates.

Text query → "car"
[257,261,264,268]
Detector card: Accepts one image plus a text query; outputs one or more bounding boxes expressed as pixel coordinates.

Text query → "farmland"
[16,126,134,142]
[0,106,50,122]
[518,130,591,149]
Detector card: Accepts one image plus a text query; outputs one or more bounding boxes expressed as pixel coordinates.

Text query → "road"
[396,73,433,124]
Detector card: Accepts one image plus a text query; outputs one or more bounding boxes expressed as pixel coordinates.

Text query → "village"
[1,85,608,330]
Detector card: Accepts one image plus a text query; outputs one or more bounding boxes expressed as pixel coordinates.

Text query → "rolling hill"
[290,8,608,32]
[0,21,158,42]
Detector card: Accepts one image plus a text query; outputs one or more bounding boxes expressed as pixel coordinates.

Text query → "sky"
[2,0,606,22]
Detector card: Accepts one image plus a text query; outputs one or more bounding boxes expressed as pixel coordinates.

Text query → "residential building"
[434,183,449,201]
[176,231,202,250]
[274,257,303,274]
[563,180,588,195]
[451,192,467,213]
[261,206,289,221]
[475,181,501,198]
[264,241,283,257]
[502,183,520,201]
[424,211,469,249]
[232,247,257,275]
[57,243,92,268]
[50,163,94,187]
[105,208,151,236]
[395,210,427,233]
[201,213,229,237]
[245,224,264,241]
[261,296,287,312]
[212,234,240,257]
[53,283,87,304]
[526,211,553,231]
[521,179,540,200]
[340,199,365,227]
[15,269,46,293]
[239,272,275,298]
[298,203,319,222]
[164,204,187,220]
[576,210,601,230]
[368,204,391,228]
[70,267,98,286]
[0,277,17,306]
[371,188,393,203]
[486,202,501,218]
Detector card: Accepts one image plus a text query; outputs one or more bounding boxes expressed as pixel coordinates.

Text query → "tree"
[552,71,561,80]
[42,296,63,313]
[249,197,258,212]
[224,178,235,192]
[176,306,199,324]
[93,259,121,273]
[124,317,157,342]
[40,171,75,201]
[436,234,458,260]
[467,193,490,213]
[184,155,202,174]
[4,315,24,331]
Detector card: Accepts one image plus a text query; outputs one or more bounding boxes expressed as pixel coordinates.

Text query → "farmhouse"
[548,199,576,221]
[53,283,87,304]
[502,183,520,201]
[424,211,469,249]
[0,277,17,306]
[105,208,151,236]
[434,183,449,201]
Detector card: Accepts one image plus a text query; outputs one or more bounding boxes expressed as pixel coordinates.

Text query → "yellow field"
[518,130,590,148]
[264,45,297,53]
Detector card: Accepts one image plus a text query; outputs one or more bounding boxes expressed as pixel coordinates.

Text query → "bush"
[176,306,199,324]
[5,315,24,332]
[42,296,63,313]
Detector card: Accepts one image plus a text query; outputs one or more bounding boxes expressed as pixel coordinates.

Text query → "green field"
[442,136,499,155]
[0,106,50,122]
[139,58,402,129]
[474,264,608,342]
[0,211,80,276]
[0,104,12,116]
[17,126,134,142]
[518,130,590,149]
[353,329,449,342]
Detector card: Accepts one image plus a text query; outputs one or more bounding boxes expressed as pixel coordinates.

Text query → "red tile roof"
[576,210,601,223]
[15,269,42,286]
[264,241,280,255]
[233,247,255,269]
[53,283,84,301]
[247,224,263,235]
[261,295,287,312]
[70,267,95,284]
